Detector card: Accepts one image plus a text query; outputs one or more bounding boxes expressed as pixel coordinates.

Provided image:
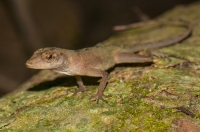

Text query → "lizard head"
[26,47,65,69]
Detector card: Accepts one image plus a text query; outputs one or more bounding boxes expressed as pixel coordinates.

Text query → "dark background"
[0,0,198,96]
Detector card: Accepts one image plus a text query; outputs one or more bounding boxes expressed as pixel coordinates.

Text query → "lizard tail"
[123,19,192,52]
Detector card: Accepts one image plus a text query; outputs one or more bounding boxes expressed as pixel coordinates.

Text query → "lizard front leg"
[83,69,109,103]
[74,76,89,94]
[74,68,109,103]
[93,71,109,103]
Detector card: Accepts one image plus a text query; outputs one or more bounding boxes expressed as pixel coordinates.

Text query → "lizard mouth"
[25,60,56,69]
[25,61,43,69]
[26,60,41,69]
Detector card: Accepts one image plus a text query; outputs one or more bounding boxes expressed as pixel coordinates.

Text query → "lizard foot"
[89,94,111,104]
[73,87,89,95]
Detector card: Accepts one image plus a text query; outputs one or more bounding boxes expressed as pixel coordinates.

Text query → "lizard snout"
[25,60,33,68]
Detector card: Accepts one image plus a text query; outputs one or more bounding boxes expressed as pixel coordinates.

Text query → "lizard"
[26,19,192,103]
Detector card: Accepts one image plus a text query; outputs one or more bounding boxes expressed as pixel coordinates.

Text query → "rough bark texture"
[1,2,200,131]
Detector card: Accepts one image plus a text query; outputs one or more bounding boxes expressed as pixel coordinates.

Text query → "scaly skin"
[26,19,192,103]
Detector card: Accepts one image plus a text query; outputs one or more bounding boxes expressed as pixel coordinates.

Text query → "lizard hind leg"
[145,49,188,61]
[114,52,153,64]
[145,49,169,58]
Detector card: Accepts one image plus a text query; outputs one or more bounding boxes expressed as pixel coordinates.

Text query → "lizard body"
[26,19,192,103]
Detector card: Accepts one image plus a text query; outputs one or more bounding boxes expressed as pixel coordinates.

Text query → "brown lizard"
[26,19,192,103]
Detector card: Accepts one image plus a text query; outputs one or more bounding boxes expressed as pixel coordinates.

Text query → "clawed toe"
[73,88,89,95]
[90,94,111,104]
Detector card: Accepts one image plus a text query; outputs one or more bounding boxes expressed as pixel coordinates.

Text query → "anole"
[26,19,192,103]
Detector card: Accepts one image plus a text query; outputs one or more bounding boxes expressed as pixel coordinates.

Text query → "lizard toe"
[73,87,90,95]
[89,94,111,104]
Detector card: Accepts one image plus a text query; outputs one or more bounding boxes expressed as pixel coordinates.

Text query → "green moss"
[106,77,183,131]
[1,2,200,131]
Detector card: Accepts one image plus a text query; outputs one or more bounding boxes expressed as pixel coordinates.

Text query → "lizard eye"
[46,54,53,60]
[42,51,57,62]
